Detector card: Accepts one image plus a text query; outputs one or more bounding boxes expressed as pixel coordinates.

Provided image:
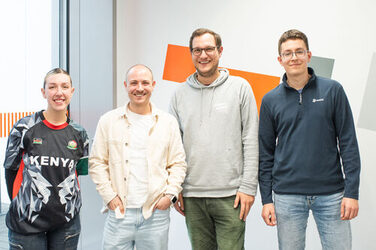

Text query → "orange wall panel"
[163,44,195,83]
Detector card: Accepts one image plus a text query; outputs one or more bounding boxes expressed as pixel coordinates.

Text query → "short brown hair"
[189,28,222,52]
[43,68,72,88]
[278,29,309,55]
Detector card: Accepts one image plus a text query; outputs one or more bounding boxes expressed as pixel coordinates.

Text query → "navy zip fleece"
[259,68,360,205]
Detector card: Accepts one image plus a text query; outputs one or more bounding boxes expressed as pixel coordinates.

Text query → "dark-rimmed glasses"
[191,46,218,56]
[281,50,308,60]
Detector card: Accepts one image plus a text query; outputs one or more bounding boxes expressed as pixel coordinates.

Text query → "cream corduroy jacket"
[89,103,187,219]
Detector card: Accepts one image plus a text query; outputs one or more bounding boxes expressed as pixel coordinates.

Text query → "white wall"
[116,0,376,249]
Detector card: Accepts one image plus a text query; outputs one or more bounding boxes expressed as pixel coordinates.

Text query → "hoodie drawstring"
[209,87,216,117]
[200,87,203,126]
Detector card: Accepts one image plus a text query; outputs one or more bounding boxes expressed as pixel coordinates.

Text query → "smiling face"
[191,33,223,84]
[42,73,74,113]
[278,39,312,78]
[124,65,155,113]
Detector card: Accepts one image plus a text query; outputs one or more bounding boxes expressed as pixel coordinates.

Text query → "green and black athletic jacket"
[3,111,89,234]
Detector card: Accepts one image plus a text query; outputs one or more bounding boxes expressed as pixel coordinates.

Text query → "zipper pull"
[299,92,302,105]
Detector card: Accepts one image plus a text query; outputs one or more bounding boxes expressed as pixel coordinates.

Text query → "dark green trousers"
[184,196,245,250]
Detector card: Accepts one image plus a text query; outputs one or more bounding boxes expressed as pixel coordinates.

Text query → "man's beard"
[196,62,219,78]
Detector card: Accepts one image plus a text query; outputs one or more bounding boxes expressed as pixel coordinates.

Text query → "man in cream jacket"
[89,64,186,250]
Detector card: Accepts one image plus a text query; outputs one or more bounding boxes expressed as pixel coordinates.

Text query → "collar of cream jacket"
[116,102,161,121]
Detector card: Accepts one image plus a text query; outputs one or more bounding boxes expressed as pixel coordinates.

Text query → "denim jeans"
[103,208,170,250]
[274,192,351,250]
[8,215,81,250]
[184,196,245,250]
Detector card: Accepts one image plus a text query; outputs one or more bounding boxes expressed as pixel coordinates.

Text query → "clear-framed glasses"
[281,50,308,60]
[191,46,218,56]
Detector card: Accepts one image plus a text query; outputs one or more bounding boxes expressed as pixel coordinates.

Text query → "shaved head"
[125,64,153,82]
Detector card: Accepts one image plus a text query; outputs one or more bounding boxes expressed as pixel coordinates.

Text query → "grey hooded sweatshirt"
[169,69,259,197]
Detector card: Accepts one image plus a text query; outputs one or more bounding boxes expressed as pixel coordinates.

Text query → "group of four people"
[4,28,360,250]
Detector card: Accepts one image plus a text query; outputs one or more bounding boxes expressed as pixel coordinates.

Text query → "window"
[0,0,61,212]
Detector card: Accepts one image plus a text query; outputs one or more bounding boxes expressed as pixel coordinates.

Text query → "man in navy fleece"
[258,29,360,250]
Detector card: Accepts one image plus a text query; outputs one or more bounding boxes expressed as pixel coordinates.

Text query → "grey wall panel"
[358,52,376,132]
[69,1,115,249]
[308,56,335,78]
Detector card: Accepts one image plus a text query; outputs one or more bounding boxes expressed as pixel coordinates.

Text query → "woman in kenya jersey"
[3,68,89,250]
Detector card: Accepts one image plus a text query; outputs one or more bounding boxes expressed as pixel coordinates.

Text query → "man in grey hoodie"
[169,28,259,250]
